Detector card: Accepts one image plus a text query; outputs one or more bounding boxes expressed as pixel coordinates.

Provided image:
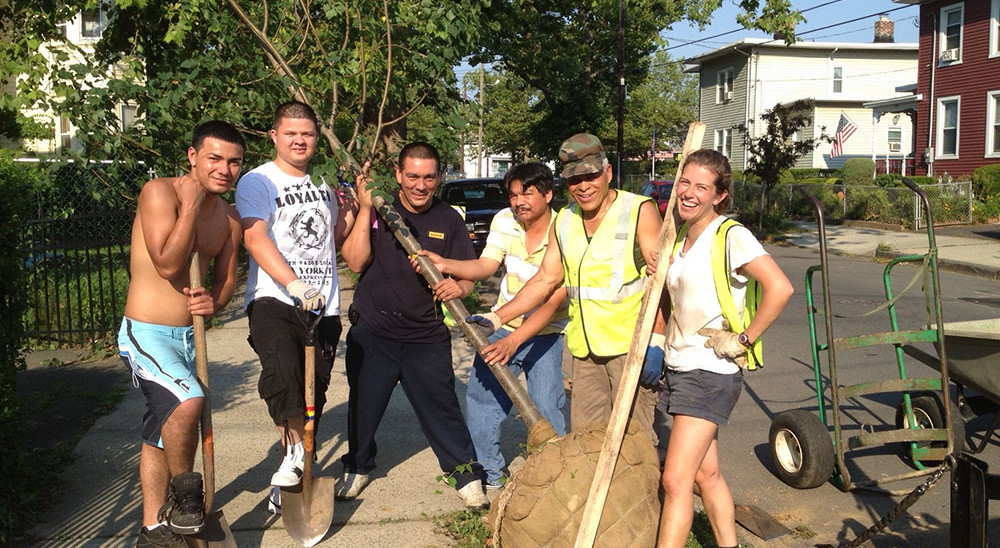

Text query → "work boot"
[136,525,186,548]
[157,472,205,535]
[271,452,304,487]
[335,471,371,500]
[457,479,489,509]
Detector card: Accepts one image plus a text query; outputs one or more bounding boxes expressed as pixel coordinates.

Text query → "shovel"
[281,310,336,547]
[187,252,237,548]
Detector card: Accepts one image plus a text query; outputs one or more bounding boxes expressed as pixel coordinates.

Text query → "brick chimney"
[874,15,894,43]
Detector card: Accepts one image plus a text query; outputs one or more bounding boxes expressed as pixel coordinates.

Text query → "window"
[991,0,999,58]
[716,69,733,104]
[81,3,107,39]
[120,104,138,130]
[58,117,73,151]
[939,3,963,63]
[714,129,732,157]
[832,66,843,93]
[937,96,960,158]
[888,127,902,153]
[988,91,1000,157]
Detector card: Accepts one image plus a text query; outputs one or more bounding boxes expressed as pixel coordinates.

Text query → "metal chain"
[837,460,952,548]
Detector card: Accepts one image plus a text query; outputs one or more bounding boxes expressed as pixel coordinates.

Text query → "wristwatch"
[737,332,752,349]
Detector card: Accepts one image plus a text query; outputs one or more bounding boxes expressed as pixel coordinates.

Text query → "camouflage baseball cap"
[559,133,607,178]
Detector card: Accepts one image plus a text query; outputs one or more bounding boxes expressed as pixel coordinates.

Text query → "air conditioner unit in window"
[888,142,902,153]
[940,48,960,62]
[725,90,732,101]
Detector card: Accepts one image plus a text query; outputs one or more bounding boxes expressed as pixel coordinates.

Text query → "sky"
[663,0,921,61]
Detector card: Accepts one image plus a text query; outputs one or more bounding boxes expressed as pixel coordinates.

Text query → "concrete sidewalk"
[783,221,1000,280]
[25,222,998,548]
[27,285,516,548]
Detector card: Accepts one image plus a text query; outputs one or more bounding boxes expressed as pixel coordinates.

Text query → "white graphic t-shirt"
[235,161,340,316]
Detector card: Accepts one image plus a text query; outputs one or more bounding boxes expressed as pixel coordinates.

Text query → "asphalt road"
[720,243,1000,547]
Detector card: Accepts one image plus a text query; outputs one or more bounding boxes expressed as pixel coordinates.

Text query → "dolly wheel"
[895,393,966,465]
[769,410,835,489]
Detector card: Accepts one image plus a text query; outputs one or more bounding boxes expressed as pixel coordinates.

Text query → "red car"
[640,180,673,217]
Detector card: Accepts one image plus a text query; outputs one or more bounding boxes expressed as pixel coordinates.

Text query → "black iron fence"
[19,160,151,345]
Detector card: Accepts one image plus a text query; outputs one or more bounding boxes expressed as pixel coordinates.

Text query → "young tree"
[739,99,831,224]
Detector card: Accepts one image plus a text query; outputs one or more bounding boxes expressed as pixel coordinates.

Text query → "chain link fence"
[731,180,974,228]
[19,159,153,346]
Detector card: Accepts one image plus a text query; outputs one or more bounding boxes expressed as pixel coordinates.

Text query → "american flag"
[831,113,857,158]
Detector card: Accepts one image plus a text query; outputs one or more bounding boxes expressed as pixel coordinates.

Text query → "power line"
[664,0,921,54]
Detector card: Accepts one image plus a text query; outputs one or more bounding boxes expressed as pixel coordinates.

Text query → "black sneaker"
[136,525,186,548]
[157,471,205,535]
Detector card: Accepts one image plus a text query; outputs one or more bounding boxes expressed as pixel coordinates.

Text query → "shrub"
[0,153,40,541]
[972,164,1000,200]
[904,176,936,185]
[841,158,876,186]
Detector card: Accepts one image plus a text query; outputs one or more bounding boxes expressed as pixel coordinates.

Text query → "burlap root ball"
[488,421,661,548]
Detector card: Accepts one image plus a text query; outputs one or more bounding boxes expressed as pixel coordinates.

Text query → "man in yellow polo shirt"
[418,162,568,488]
[472,134,661,444]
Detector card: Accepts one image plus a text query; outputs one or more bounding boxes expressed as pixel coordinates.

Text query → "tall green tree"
[481,69,543,163]
[473,0,803,160]
[2,0,488,176]
[623,47,698,163]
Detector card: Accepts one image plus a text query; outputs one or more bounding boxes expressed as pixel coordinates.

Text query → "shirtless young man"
[118,121,244,548]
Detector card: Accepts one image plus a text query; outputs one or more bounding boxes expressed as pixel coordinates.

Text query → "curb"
[874,247,1000,281]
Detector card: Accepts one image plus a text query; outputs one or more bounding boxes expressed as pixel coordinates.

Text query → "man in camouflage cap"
[559,133,607,178]
[472,132,662,444]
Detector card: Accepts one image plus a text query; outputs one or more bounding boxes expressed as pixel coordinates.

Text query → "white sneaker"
[335,472,371,500]
[271,454,304,487]
[267,486,281,515]
[457,479,489,509]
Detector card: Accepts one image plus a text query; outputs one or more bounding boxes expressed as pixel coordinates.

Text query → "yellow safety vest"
[672,218,763,370]
[556,191,649,358]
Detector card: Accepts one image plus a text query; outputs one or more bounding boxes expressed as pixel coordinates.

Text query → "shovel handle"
[302,313,321,481]
[371,195,554,445]
[189,252,216,513]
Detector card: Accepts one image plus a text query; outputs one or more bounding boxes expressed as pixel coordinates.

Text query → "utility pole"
[616,0,625,189]
[650,129,656,180]
[460,81,467,177]
[478,65,485,178]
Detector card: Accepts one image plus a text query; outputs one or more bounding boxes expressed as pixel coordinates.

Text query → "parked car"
[437,177,509,254]
[639,179,673,217]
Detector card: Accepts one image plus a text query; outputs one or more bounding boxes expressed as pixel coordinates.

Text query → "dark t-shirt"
[354,193,476,343]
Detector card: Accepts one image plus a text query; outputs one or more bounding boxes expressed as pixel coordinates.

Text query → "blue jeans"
[466,329,567,485]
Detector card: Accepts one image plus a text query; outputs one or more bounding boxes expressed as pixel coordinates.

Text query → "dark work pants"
[341,321,483,489]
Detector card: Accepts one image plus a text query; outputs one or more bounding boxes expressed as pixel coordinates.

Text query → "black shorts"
[661,368,743,425]
[247,297,343,424]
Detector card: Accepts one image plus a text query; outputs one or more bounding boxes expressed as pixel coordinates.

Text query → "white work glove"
[465,311,502,334]
[697,320,749,369]
[286,279,326,311]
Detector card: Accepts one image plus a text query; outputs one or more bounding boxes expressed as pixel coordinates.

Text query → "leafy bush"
[789,168,839,180]
[841,158,876,186]
[904,176,936,185]
[972,164,1000,200]
[0,153,40,541]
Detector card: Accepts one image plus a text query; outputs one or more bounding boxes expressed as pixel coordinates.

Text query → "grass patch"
[434,508,489,548]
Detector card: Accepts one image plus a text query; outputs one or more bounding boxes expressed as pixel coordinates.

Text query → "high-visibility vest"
[556,192,649,358]
[673,218,763,370]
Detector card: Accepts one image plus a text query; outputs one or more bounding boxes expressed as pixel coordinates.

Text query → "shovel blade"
[735,504,791,541]
[281,476,336,547]
[184,510,237,548]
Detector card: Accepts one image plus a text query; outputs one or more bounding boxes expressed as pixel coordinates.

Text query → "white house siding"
[689,39,917,170]
[697,53,749,168]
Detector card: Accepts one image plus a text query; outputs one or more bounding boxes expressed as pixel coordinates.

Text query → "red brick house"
[897,0,1000,176]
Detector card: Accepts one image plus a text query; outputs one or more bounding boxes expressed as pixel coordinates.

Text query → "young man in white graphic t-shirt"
[235,101,358,511]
